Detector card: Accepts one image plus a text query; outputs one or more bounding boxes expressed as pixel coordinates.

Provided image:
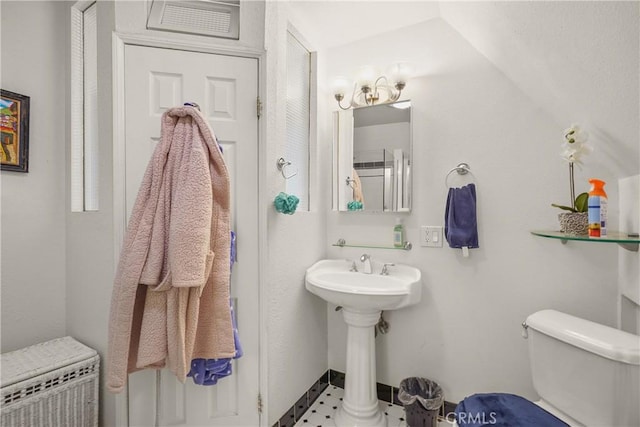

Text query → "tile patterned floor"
[293,386,454,427]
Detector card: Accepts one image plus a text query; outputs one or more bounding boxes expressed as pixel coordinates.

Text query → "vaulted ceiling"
[288,1,639,177]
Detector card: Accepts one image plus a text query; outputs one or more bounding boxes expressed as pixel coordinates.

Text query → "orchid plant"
[552,124,592,212]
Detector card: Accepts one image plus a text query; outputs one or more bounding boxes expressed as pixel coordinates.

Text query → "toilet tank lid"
[526,310,640,365]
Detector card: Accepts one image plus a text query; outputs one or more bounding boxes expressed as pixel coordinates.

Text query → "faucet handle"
[380,263,395,275]
[346,259,358,272]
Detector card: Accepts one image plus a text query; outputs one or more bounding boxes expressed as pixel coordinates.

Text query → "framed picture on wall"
[1,89,30,172]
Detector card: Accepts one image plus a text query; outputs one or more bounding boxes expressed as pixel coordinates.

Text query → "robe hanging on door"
[106,106,235,393]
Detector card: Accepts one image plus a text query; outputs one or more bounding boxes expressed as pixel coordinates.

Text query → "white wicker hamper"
[0,337,99,427]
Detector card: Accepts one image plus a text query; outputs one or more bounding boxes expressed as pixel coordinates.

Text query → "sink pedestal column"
[335,308,387,427]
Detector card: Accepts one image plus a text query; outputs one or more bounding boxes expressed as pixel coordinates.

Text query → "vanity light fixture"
[332,63,411,110]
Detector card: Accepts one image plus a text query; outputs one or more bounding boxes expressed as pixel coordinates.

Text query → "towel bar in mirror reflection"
[333,101,412,213]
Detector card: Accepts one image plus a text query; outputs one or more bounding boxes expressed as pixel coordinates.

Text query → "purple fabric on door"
[187,231,242,386]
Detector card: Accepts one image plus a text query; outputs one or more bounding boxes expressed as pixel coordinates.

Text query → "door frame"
[112,32,268,427]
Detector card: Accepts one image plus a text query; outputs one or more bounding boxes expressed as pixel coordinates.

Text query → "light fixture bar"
[332,62,410,110]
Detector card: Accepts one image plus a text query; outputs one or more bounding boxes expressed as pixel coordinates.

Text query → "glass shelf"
[531,230,639,251]
[332,239,412,251]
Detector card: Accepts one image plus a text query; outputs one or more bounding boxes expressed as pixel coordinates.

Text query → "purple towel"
[187,300,243,385]
[230,230,236,269]
[445,183,479,249]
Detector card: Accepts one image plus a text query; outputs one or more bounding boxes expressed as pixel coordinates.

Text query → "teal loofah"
[347,201,363,211]
[274,192,300,215]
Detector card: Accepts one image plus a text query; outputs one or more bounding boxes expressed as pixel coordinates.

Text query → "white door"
[123,45,260,427]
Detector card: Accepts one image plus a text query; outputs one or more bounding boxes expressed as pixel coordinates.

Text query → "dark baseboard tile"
[272,370,330,427]
[376,382,393,403]
[308,371,329,406]
[328,369,345,389]
[275,405,296,427]
[442,400,458,421]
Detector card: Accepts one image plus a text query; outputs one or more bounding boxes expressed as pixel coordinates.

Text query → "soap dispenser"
[393,218,405,248]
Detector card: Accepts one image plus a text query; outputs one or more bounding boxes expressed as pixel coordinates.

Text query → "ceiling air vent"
[147,0,240,40]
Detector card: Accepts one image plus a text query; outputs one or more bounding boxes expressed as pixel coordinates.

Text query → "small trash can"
[398,377,444,427]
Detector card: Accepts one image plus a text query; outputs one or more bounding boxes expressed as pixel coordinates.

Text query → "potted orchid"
[552,124,592,234]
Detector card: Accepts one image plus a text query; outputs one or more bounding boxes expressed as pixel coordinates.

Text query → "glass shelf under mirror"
[333,239,412,251]
[530,230,639,251]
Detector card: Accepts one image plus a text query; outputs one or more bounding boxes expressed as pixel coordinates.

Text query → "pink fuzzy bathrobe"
[106,107,234,393]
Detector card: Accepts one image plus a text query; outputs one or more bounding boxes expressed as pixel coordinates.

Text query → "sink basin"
[305,259,421,311]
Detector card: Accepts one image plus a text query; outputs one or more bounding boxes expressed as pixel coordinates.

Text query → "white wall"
[323,18,622,403]
[264,3,329,424]
[0,1,68,352]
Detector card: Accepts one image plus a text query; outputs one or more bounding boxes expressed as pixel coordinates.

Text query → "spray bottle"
[588,179,607,238]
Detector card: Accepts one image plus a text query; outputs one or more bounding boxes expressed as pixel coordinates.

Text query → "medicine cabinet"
[333,101,412,213]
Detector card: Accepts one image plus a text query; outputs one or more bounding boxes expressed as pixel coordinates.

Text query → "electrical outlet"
[420,226,443,247]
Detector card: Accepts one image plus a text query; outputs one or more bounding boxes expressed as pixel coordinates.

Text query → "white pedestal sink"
[305,259,422,427]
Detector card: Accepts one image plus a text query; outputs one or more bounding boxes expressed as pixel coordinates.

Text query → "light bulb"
[389,62,411,85]
[332,76,351,97]
[356,66,377,90]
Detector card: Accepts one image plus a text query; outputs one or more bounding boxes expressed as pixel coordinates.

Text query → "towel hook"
[345,177,356,189]
[445,163,476,188]
[277,157,298,179]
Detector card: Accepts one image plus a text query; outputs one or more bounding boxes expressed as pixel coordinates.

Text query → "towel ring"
[445,163,476,188]
[277,157,298,180]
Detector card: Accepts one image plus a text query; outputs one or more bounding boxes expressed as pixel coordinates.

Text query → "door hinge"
[257,393,263,413]
[257,96,263,119]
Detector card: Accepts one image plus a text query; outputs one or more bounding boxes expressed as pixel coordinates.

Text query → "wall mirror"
[333,100,412,212]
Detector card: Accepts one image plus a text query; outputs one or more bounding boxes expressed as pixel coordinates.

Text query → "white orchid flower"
[563,125,588,144]
[561,125,592,165]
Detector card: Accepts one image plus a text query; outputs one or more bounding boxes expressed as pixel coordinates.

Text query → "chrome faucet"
[360,254,372,274]
[380,263,395,276]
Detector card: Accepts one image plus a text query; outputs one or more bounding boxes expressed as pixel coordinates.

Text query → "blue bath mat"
[455,393,569,427]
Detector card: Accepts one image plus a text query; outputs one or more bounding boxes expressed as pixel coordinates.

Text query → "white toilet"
[454,309,640,427]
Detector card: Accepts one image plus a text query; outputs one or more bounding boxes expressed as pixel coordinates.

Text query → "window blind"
[83,3,98,211]
[70,2,98,212]
[285,31,310,211]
